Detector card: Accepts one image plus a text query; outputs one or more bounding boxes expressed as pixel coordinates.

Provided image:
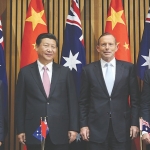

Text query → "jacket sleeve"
[79,68,90,128]
[67,69,79,132]
[15,70,26,134]
[129,64,140,126]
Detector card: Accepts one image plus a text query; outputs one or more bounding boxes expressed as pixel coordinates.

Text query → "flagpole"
[41,117,47,150]
[139,117,143,150]
[140,131,143,150]
[41,139,45,150]
[40,117,45,150]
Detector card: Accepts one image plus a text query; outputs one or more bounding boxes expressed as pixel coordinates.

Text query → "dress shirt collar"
[100,58,116,68]
[37,60,53,71]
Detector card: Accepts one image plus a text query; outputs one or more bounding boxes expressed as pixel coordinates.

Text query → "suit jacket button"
[47,102,49,105]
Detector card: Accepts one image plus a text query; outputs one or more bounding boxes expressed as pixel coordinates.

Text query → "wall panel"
[0,0,149,149]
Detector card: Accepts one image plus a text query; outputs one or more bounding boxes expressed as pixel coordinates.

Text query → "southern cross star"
[141,49,150,69]
[63,50,82,71]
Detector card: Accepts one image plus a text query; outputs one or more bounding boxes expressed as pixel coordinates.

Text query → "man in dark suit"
[79,33,139,150]
[15,33,79,150]
[140,70,150,149]
[0,81,4,150]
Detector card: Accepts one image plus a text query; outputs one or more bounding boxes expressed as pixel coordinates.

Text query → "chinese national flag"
[105,0,131,62]
[20,0,47,68]
[41,120,47,139]
[105,1,140,150]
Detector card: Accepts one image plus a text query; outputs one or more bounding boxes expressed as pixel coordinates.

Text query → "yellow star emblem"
[123,42,129,50]
[32,43,36,49]
[26,7,46,30]
[106,7,125,30]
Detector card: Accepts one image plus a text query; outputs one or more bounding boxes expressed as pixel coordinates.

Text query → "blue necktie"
[105,63,114,95]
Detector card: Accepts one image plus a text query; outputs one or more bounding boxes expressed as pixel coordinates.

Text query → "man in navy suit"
[15,33,79,150]
[79,33,140,150]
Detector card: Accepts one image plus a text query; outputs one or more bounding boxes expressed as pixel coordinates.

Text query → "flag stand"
[140,130,143,150]
[33,117,49,148]
[139,117,143,150]
[41,139,45,150]
[41,117,45,150]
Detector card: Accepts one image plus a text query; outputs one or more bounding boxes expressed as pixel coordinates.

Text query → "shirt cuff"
[142,131,148,135]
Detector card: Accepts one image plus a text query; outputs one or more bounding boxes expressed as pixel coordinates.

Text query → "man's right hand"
[80,127,90,141]
[142,133,150,144]
[18,133,26,144]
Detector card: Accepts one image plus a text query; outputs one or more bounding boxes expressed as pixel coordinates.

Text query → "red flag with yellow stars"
[105,1,140,150]
[20,0,47,68]
[105,0,131,62]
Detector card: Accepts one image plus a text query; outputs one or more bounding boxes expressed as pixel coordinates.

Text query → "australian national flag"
[143,124,150,133]
[33,120,49,141]
[141,118,150,133]
[60,0,86,150]
[137,8,150,80]
[0,18,8,136]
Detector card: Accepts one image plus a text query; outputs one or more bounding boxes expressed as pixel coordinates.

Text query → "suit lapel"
[49,63,60,98]
[93,61,109,95]
[30,61,47,99]
[111,60,124,95]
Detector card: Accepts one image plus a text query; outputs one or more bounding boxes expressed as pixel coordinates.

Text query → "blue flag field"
[137,8,150,80]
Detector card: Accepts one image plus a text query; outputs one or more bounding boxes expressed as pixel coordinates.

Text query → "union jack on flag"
[137,8,150,80]
[0,20,4,48]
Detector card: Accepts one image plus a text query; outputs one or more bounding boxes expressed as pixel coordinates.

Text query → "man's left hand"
[68,131,78,143]
[130,126,139,139]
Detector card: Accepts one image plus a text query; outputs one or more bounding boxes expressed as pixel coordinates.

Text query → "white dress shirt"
[100,58,116,82]
[37,60,53,83]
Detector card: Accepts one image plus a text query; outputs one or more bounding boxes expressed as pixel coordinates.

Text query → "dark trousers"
[146,144,150,150]
[88,119,131,150]
[0,147,3,150]
[0,144,4,150]
[27,134,69,150]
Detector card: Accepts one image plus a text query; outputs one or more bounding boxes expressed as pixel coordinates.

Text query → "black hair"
[97,32,117,45]
[36,33,58,47]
